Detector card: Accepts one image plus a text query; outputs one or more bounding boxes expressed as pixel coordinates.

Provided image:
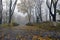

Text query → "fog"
[2,0,60,25]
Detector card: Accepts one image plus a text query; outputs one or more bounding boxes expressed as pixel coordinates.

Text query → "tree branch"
[46,0,50,8]
[46,0,54,16]
[11,0,17,16]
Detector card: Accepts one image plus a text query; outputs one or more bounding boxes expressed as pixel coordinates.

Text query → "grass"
[0,23,19,29]
[0,22,60,40]
[0,21,60,32]
[26,21,60,32]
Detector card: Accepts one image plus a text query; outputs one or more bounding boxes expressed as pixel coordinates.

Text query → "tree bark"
[46,0,58,22]
[53,5,56,21]
[53,16,56,21]
[49,13,51,21]
[0,0,3,24]
[9,0,12,23]
[9,0,17,23]
[39,5,42,22]
[52,0,58,21]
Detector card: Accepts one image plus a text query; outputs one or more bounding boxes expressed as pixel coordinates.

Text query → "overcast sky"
[2,0,60,24]
[2,0,27,17]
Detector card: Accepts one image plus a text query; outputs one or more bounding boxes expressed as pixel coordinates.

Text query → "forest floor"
[0,22,60,40]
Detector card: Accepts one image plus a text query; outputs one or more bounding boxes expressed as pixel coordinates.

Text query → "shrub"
[57,22,60,27]
[1,24,9,28]
[26,23,34,26]
[12,22,19,26]
[0,22,19,28]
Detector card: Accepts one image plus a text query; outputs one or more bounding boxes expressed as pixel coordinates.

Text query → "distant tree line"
[0,0,60,24]
[0,0,17,24]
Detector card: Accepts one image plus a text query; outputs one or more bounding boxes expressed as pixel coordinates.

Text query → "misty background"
[1,0,60,25]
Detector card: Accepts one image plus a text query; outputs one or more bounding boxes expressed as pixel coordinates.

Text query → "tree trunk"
[9,0,17,23]
[39,5,42,22]
[9,0,12,23]
[53,16,56,21]
[36,16,39,23]
[9,15,12,23]
[49,13,51,21]
[49,8,54,21]
[0,0,3,24]
[0,15,2,24]
[53,4,56,21]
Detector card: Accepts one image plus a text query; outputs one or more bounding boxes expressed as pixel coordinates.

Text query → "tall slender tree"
[52,0,58,21]
[34,0,43,22]
[0,0,3,24]
[9,0,17,23]
[39,0,43,22]
[46,0,59,21]
[46,0,53,21]
[18,0,35,23]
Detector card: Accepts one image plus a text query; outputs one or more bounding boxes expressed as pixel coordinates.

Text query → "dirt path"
[0,26,60,40]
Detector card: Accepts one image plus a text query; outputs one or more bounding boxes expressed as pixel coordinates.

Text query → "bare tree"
[39,0,43,22]
[0,0,3,24]
[18,0,34,23]
[46,0,59,21]
[9,0,17,23]
[46,0,53,21]
[34,0,43,22]
[52,0,58,21]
